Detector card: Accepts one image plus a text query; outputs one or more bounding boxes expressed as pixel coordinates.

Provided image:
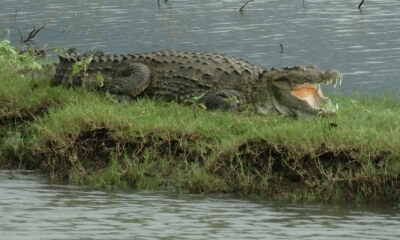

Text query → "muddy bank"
[0,49,399,204]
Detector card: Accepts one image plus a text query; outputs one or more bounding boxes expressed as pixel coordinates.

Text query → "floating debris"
[239,0,254,11]
[358,0,365,11]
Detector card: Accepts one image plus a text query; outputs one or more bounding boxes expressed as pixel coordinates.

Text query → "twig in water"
[239,0,254,11]
[24,21,47,43]
[14,9,67,43]
[14,11,24,43]
[358,0,365,11]
[157,0,169,7]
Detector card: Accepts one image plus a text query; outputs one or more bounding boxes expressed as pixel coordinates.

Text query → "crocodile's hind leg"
[102,63,151,100]
[199,89,247,112]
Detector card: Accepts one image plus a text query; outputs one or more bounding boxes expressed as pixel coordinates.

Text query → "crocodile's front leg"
[102,62,151,99]
[199,89,247,112]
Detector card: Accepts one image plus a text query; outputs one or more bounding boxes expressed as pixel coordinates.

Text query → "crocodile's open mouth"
[291,83,327,107]
[291,79,341,113]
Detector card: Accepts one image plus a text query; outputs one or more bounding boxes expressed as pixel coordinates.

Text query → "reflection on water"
[1,0,400,94]
[0,171,399,240]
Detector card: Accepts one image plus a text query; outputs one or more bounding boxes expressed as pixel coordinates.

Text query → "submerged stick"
[358,0,365,11]
[14,11,24,43]
[239,0,254,11]
[14,9,67,43]
[24,20,48,43]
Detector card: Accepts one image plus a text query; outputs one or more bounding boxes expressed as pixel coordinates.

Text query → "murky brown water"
[1,0,400,94]
[1,171,399,240]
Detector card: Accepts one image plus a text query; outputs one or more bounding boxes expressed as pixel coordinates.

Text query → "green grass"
[0,55,399,204]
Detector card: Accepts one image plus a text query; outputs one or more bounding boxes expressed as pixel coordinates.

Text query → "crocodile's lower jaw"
[291,83,338,114]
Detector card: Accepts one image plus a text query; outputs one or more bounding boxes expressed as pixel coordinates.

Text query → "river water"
[1,171,399,240]
[1,0,400,94]
[1,1,400,239]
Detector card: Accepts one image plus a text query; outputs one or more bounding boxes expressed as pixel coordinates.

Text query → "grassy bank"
[1,52,399,204]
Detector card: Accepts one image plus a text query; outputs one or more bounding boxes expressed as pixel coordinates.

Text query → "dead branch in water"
[14,9,67,43]
[239,0,254,11]
[13,11,24,43]
[358,0,365,11]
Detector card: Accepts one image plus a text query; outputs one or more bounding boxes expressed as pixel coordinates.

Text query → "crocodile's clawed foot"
[199,89,245,112]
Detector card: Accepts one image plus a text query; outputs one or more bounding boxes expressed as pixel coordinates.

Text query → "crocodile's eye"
[202,73,213,80]
[274,76,290,82]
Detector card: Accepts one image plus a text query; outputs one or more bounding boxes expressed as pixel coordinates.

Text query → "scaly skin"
[53,50,342,116]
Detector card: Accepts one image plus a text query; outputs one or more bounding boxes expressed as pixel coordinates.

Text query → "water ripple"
[1,0,400,94]
[0,171,399,239]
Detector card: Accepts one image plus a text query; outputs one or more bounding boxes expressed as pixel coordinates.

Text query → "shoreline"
[1,49,399,204]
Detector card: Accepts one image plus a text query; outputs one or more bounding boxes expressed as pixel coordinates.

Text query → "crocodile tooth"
[334,79,338,88]
[339,78,342,85]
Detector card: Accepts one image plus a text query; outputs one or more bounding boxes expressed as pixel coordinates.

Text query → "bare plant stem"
[14,11,24,43]
[14,9,67,43]
[358,0,365,11]
[239,0,254,11]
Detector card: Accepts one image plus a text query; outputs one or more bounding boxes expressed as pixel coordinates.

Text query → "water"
[1,2,400,238]
[0,0,399,94]
[0,171,399,240]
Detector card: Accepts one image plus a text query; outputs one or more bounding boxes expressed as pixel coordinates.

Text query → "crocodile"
[53,50,342,116]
